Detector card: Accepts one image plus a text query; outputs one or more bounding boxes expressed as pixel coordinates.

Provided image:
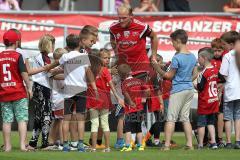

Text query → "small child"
[210,38,226,147]
[118,64,150,152]
[144,54,164,147]
[47,48,67,150]
[196,47,221,149]
[0,29,32,152]
[87,49,124,152]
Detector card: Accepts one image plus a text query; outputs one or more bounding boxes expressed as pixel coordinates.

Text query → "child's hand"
[28,89,33,100]
[118,98,126,108]
[94,90,99,100]
[129,101,136,108]
[111,65,118,75]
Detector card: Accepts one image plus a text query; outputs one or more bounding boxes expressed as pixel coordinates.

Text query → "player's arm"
[223,4,240,13]
[53,74,64,80]
[123,91,136,108]
[148,30,158,61]
[192,66,199,81]
[86,67,98,98]
[109,81,125,107]
[25,59,46,76]
[19,55,32,99]
[110,31,119,66]
[196,74,206,92]
[151,60,176,80]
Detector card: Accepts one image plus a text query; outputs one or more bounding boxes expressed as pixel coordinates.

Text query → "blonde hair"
[38,34,55,54]
[53,48,67,60]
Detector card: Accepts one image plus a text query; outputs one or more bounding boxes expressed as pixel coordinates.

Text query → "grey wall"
[21,0,229,12]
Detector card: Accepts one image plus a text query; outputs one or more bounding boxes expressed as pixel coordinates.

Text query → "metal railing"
[0,10,240,17]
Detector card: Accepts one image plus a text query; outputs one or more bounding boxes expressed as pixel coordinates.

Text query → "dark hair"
[170,29,188,44]
[220,31,239,44]
[46,0,60,4]
[66,34,80,50]
[88,49,103,78]
[211,38,224,49]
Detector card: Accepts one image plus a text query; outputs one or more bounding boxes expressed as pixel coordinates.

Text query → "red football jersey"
[109,19,152,73]
[87,67,112,109]
[121,77,149,114]
[0,50,27,102]
[161,79,172,100]
[211,58,222,71]
[197,67,219,115]
[147,82,163,112]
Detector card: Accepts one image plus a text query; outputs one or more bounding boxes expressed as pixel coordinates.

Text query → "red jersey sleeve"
[102,67,112,83]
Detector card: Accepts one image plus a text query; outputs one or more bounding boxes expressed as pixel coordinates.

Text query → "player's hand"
[129,101,136,108]
[111,65,118,75]
[94,89,99,100]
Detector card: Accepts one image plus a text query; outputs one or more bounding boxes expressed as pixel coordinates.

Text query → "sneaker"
[114,142,124,149]
[146,139,154,147]
[89,148,96,152]
[225,143,232,149]
[217,141,226,148]
[161,145,170,151]
[197,145,204,150]
[69,144,78,151]
[102,148,111,152]
[209,143,218,149]
[78,143,86,152]
[120,146,132,152]
[62,146,70,152]
[184,146,194,150]
[137,145,144,151]
[96,144,106,149]
[234,142,240,149]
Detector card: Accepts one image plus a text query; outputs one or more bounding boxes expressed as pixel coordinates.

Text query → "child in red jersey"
[196,47,224,149]
[211,38,226,147]
[144,54,164,147]
[0,29,32,152]
[118,64,150,152]
[87,49,124,152]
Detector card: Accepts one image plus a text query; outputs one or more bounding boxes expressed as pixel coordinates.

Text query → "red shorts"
[52,109,64,119]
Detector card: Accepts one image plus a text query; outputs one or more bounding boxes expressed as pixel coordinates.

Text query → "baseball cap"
[3,29,21,45]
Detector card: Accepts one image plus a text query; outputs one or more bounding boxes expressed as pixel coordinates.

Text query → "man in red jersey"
[109,4,158,75]
[0,29,32,152]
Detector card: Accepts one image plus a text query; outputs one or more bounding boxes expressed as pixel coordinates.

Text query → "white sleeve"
[59,54,68,65]
[219,54,230,77]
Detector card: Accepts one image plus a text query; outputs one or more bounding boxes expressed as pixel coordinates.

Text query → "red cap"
[3,30,21,45]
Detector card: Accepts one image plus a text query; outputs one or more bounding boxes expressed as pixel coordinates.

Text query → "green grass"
[0,132,239,160]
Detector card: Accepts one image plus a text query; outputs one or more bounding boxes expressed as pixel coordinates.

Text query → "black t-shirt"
[163,0,190,11]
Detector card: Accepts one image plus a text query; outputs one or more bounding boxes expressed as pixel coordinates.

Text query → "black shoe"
[29,140,37,149]
[225,143,232,149]
[146,139,154,147]
[234,142,240,149]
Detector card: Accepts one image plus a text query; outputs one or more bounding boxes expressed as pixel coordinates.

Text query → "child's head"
[170,29,188,52]
[211,38,224,59]
[3,29,21,49]
[99,48,111,67]
[198,47,214,67]
[118,64,132,80]
[38,34,55,54]
[81,25,98,44]
[53,48,67,60]
[220,31,239,51]
[79,25,98,49]
[66,34,80,51]
[89,49,103,77]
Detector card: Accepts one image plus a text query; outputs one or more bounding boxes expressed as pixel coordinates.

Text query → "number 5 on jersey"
[3,64,11,81]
